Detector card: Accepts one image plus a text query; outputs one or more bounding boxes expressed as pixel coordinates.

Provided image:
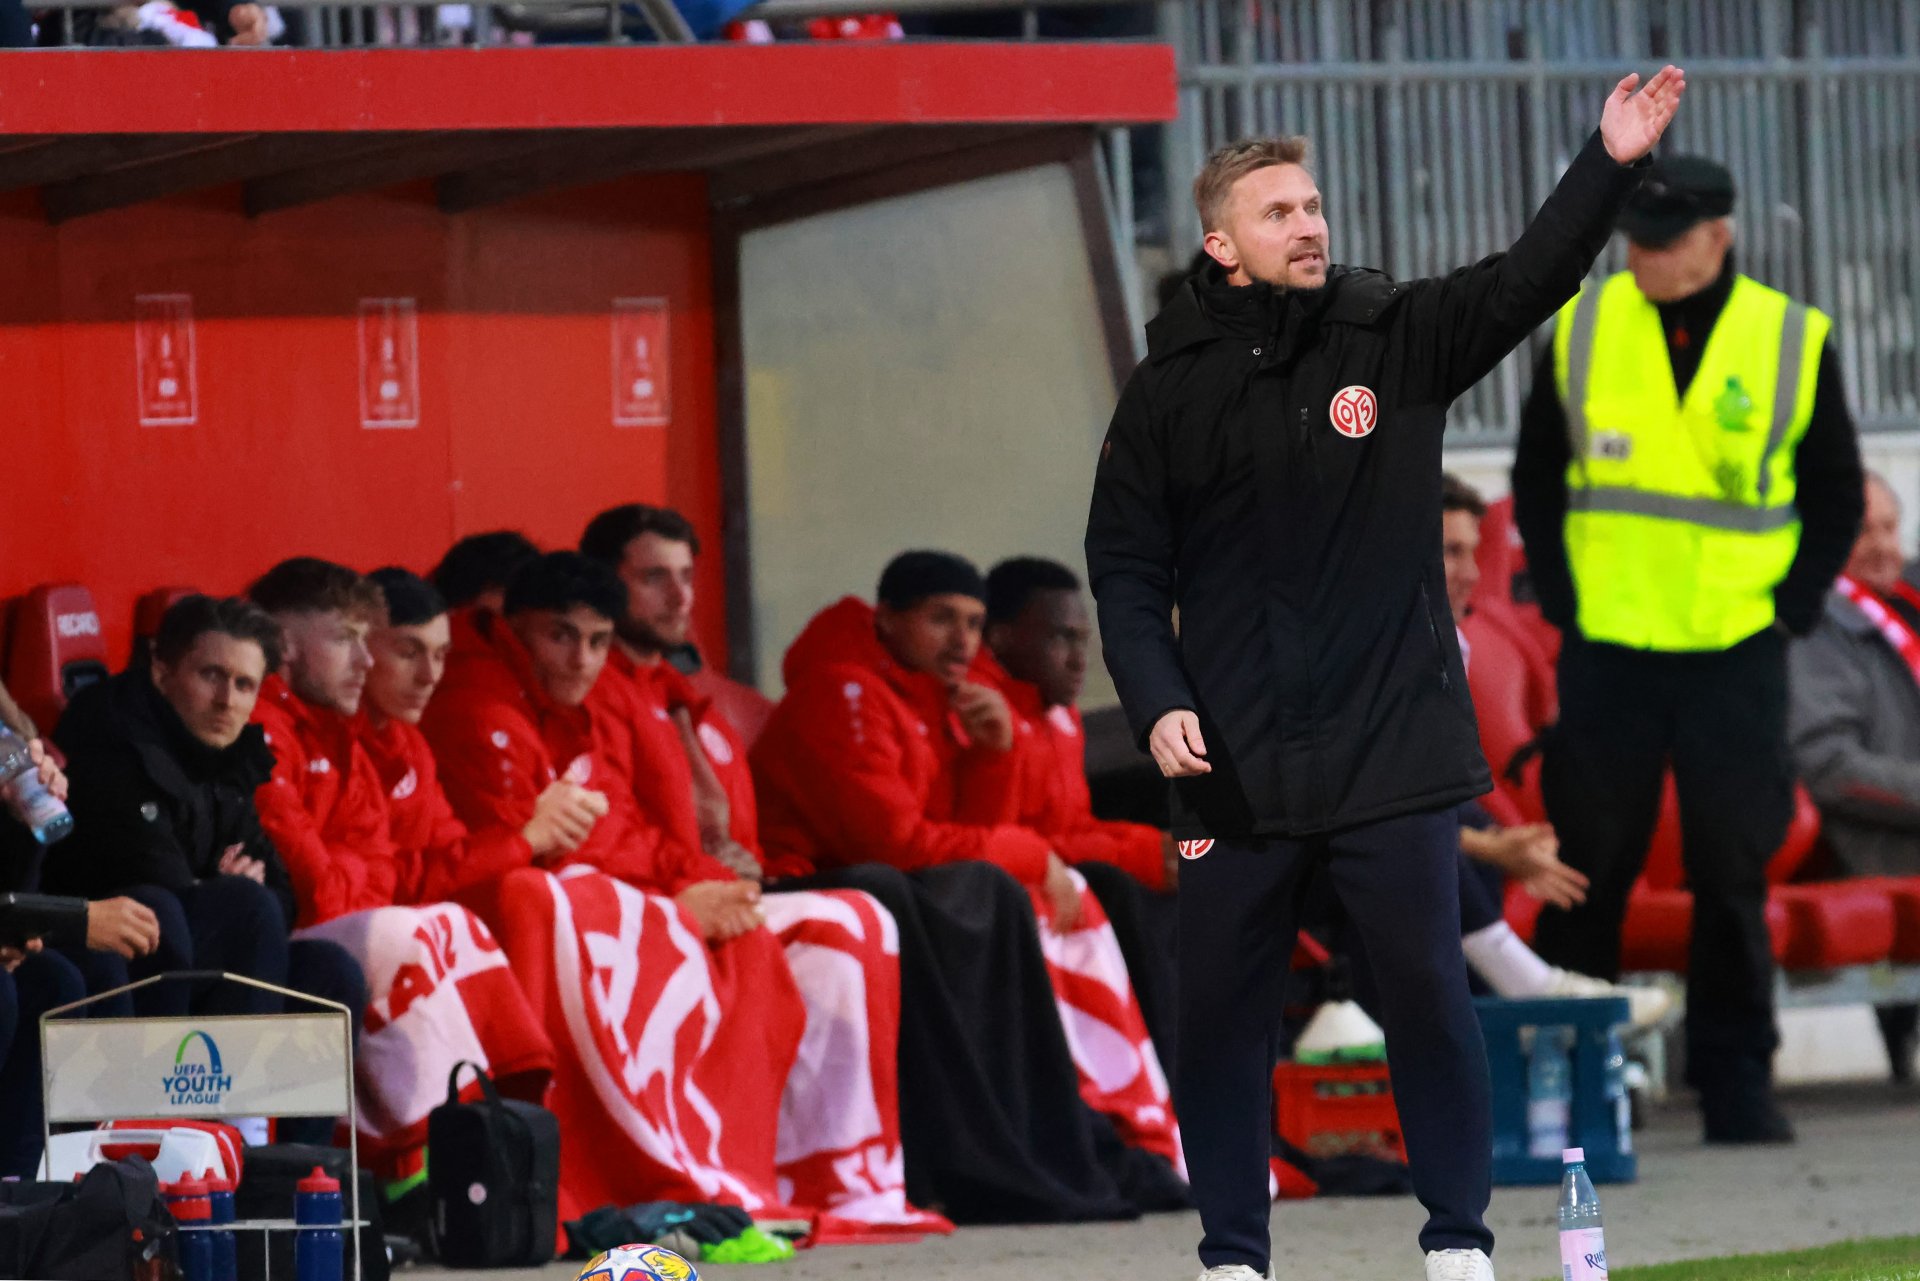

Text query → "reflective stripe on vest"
[1553,271,1829,652]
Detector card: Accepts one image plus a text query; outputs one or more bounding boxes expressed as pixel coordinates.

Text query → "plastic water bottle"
[1559,1147,1609,1280]
[294,1166,344,1281]
[0,724,72,845]
[1602,1030,1632,1156]
[1528,1026,1573,1159]
[165,1176,213,1281]
[204,1170,238,1281]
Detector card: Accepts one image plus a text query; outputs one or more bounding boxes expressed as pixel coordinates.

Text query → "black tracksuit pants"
[1534,629,1793,1090]
[1177,809,1493,1270]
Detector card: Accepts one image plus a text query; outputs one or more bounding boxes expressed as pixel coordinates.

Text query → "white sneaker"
[1425,1247,1495,1281]
[1196,1268,1272,1281]
[1544,968,1674,1028]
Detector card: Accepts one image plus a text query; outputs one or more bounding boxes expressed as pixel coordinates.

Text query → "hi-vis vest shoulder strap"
[1552,271,1829,652]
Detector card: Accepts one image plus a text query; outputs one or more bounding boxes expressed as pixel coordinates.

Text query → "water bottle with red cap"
[164,1175,212,1281]
[294,1166,343,1281]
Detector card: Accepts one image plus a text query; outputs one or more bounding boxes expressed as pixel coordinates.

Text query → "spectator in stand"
[419,552,814,1223]
[429,530,540,613]
[247,558,554,1197]
[977,556,1179,1064]
[751,551,1187,1212]
[1787,472,1920,1080]
[46,594,365,1143]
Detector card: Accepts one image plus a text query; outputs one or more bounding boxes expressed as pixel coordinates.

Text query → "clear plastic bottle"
[1602,1029,1632,1155]
[0,724,73,845]
[1558,1147,1608,1280]
[1528,1026,1573,1159]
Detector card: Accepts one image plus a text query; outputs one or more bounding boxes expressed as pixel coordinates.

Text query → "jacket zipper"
[1420,583,1453,691]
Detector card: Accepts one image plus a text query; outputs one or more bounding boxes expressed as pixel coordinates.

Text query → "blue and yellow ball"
[575,1243,698,1281]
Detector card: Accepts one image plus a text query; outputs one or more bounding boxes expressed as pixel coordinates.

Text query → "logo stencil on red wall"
[1329,385,1379,438]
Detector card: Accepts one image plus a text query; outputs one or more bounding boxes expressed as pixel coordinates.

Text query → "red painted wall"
[0,173,726,674]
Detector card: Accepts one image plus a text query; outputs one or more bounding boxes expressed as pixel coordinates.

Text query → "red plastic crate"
[1272,1061,1406,1163]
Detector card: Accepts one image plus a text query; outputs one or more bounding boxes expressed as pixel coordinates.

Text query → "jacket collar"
[1145,260,1393,365]
[73,668,275,792]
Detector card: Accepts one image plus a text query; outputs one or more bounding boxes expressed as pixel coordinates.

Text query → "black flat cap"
[1619,154,1736,247]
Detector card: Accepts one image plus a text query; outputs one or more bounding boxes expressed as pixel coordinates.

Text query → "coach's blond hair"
[1193,135,1312,233]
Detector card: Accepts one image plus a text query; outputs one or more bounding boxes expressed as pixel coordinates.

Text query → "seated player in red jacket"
[980,556,1179,1066]
[982,557,1174,890]
[420,551,810,1221]
[576,505,946,1234]
[752,552,1184,1183]
[247,558,400,926]
[587,512,1173,1223]
[246,558,552,1189]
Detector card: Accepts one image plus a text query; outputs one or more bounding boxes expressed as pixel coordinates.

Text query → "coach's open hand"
[1149,709,1211,778]
[1600,64,1687,164]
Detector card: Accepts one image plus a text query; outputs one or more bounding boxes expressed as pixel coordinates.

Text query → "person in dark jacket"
[1512,156,1864,1145]
[1086,69,1685,1281]
[46,595,366,1083]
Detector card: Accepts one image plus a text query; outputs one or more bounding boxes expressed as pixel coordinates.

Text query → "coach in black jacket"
[1086,72,1684,1281]
[44,597,363,1070]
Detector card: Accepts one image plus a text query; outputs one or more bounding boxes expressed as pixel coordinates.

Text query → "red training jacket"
[592,648,734,886]
[354,710,534,906]
[974,651,1167,891]
[419,609,720,895]
[251,674,401,928]
[749,597,1052,884]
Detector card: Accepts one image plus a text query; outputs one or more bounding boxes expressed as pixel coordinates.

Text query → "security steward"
[1089,70,1684,1281]
[1513,155,1863,1145]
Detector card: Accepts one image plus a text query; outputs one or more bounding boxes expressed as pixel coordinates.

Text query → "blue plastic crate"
[1475,995,1638,1186]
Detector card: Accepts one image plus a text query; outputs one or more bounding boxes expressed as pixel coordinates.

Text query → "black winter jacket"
[1087,132,1645,839]
[43,670,297,926]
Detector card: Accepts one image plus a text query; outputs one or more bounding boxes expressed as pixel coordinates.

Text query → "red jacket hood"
[782,597,949,715]
[437,607,592,735]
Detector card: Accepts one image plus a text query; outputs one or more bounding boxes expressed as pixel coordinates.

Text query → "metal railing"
[1164,0,1920,441]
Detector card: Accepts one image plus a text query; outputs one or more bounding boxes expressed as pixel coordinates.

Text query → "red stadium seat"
[132,586,198,662]
[1619,888,1793,974]
[1773,883,1897,969]
[1872,877,1920,963]
[689,668,775,752]
[1470,497,1562,664]
[1461,602,1555,824]
[4,583,110,732]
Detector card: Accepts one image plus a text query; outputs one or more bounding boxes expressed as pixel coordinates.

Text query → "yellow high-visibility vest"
[1552,271,1829,652]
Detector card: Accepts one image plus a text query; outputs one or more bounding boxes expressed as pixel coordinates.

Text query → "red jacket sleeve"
[1053,819,1168,891]
[406,748,535,904]
[769,670,1052,884]
[423,701,554,846]
[253,731,399,928]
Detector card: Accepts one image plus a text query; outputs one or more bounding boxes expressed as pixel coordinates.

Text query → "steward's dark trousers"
[1176,810,1493,1271]
[1534,630,1792,1086]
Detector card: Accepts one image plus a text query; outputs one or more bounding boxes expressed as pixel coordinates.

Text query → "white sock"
[1461,921,1557,997]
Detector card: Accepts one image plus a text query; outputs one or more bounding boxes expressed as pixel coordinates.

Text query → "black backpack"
[0,1156,179,1280]
[429,1061,560,1268]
